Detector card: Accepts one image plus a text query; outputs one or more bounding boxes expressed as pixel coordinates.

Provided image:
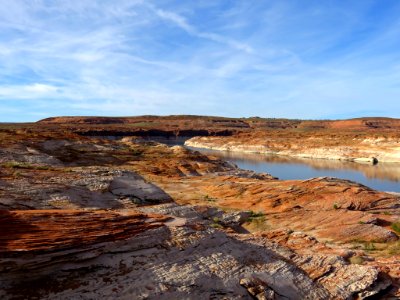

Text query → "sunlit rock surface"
[0,117,399,298]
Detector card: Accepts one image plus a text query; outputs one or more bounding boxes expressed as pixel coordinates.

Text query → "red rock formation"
[158,176,400,243]
[0,210,168,252]
[37,115,400,131]
[1,118,399,298]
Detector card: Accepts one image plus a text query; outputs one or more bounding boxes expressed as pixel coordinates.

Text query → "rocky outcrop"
[158,175,400,243]
[0,167,172,210]
[0,146,62,166]
[0,209,168,253]
[185,135,400,163]
[0,208,391,299]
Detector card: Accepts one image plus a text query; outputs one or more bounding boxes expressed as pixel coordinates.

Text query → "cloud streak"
[148,4,253,53]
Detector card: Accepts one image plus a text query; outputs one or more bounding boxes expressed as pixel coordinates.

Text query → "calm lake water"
[187,147,400,193]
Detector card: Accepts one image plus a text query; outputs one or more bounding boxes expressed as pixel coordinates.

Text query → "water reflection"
[187,147,400,192]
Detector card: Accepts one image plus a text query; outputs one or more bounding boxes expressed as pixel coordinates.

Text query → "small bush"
[130,149,143,156]
[210,223,223,229]
[248,211,265,219]
[391,222,400,234]
[204,195,216,202]
[210,217,223,229]
[363,242,376,251]
[3,162,34,169]
[35,166,50,170]
[245,211,270,232]
[388,241,400,255]
[333,203,339,210]
[212,217,220,223]
[3,162,52,170]
[349,256,365,265]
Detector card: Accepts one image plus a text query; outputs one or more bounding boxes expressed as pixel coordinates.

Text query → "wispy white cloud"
[147,3,253,53]
[0,1,400,121]
[0,83,59,99]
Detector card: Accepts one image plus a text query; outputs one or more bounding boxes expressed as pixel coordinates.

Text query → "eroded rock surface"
[0,122,399,298]
[0,167,172,210]
[158,174,400,243]
[185,132,400,163]
[0,208,391,300]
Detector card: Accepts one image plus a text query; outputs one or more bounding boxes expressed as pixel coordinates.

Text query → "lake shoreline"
[185,144,400,193]
[185,135,400,164]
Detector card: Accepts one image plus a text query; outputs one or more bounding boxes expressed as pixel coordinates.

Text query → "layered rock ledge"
[185,135,400,163]
[0,208,393,299]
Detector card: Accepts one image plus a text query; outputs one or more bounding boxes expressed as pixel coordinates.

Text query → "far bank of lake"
[188,146,400,193]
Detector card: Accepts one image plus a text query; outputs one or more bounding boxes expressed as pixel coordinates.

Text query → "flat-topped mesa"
[38,116,240,138]
[38,116,127,124]
[37,115,400,130]
[326,117,400,130]
[37,115,249,131]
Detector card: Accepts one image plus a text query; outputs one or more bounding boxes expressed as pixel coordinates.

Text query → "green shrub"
[245,211,270,231]
[36,166,50,170]
[204,195,216,202]
[210,217,223,229]
[388,241,400,255]
[363,242,376,251]
[210,223,223,229]
[3,162,52,170]
[333,203,339,210]
[212,217,220,223]
[3,162,33,169]
[349,256,365,265]
[248,211,265,219]
[130,149,143,156]
[391,222,400,234]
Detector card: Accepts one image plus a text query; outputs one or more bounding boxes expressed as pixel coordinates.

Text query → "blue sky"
[1,0,400,121]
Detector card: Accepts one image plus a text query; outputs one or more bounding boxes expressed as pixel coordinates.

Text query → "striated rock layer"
[185,134,400,163]
[0,207,392,299]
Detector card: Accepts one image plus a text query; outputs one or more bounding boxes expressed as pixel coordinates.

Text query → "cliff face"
[185,134,400,163]
[37,115,400,131]
[37,116,400,162]
[0,120,399,298]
